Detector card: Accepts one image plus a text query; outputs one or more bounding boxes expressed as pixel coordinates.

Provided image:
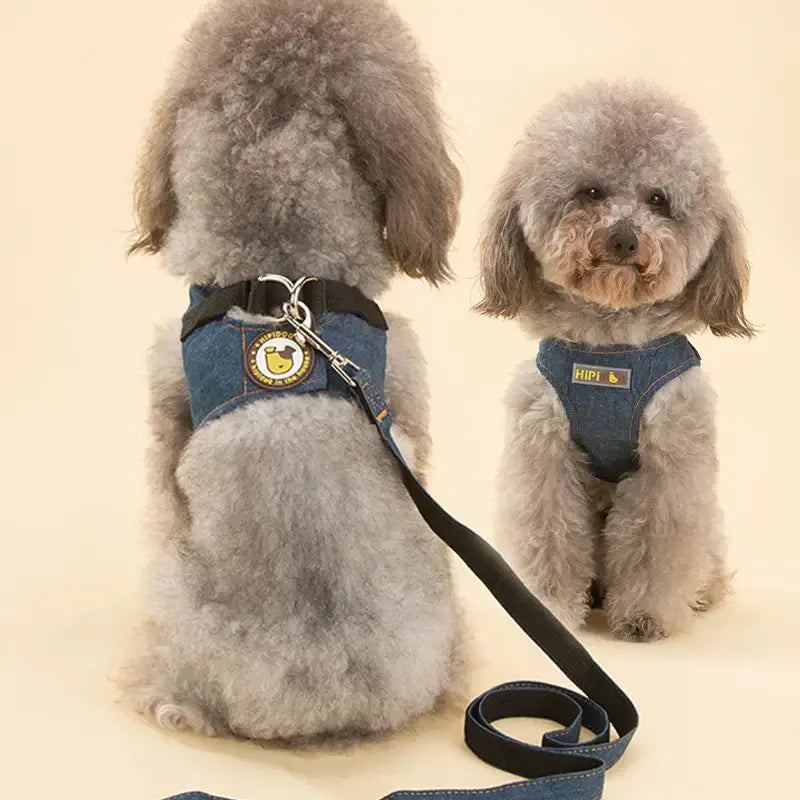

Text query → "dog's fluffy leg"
[603,368,728,641]
[143,321,193,542]
[382,313,432,481]
[120,322,223,736]
[497,363,597,629]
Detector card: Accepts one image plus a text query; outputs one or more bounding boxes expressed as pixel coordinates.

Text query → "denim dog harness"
[181,279,388,428]
[170,275,639,800]
[536,335,701,482]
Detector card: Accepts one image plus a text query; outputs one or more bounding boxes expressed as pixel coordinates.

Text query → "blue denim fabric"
[536,334,701,482]
[182,285,387,429]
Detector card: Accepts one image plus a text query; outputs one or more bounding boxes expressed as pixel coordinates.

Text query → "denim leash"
[166,277,639,800]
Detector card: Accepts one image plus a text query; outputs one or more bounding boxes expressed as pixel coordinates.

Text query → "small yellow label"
[572,363,631,389]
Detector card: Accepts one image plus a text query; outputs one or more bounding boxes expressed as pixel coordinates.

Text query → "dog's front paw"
[613,613,669,643]
[690,594,713,613]
[605,585,693,641]
[692,570,733,612]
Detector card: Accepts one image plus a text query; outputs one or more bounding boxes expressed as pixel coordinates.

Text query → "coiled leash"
[169,276,639,800]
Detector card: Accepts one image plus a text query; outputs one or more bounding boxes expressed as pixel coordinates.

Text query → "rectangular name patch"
[571,363,631,389]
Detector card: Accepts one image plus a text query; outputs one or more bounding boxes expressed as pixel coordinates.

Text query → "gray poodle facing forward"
[479,81,753,641]
[122,0,463,741]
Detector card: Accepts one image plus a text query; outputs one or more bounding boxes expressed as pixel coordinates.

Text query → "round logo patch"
[245,331,315,390]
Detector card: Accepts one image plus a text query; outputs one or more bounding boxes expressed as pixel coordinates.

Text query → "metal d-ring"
[281,299,313,330]
[288,275,318,321]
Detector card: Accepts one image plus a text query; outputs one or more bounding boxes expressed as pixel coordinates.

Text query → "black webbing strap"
[180,279,388,342]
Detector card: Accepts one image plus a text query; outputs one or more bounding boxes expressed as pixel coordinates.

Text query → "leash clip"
[280,288,360,387]
[282,308,359,387]
[255,274,361,387]
[288,275,318,322]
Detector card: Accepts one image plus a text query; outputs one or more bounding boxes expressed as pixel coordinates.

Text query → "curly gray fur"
[479,81,749,640]
[121,0,464,741]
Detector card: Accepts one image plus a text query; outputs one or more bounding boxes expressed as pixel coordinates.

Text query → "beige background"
[2,0,799,797]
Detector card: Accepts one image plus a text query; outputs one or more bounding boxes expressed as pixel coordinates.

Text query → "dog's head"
[129,0,460,291]
[478,81,753,337]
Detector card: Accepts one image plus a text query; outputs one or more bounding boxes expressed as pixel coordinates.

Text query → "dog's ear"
[476,175,539,317]
[694,204,755,337]
[128,91,182,255]
[330,40,461,284]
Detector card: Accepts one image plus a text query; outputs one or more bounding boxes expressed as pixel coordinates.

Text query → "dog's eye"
[647,190,669,212]
[581,187,605,203]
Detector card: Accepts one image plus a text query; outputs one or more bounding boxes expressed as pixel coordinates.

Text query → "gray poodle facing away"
[478,81,753,642]
[121,0,463,741]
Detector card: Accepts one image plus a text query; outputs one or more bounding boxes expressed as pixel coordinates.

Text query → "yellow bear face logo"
[246,332,315,391]
[265,345,295,375]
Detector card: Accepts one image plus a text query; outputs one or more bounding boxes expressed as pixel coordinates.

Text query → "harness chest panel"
[182,285,387,429]
[536,334,701,482]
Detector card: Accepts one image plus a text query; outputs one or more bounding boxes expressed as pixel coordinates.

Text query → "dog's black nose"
[607,223,639,257]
